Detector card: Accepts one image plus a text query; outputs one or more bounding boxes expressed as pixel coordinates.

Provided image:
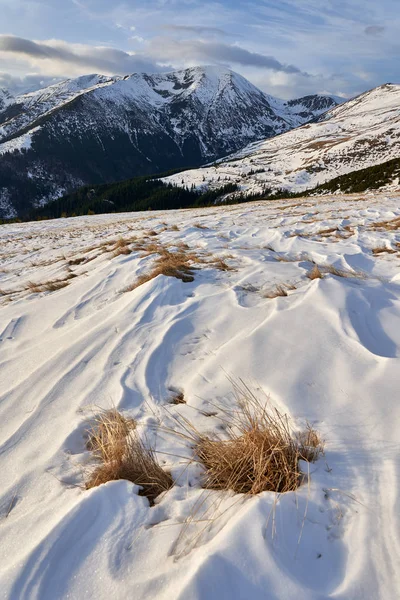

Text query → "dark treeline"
[3,155,398,225]
[27,174,241,221]
[308,156,400,194]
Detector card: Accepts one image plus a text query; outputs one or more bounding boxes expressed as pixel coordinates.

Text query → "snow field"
[0,194,399,599]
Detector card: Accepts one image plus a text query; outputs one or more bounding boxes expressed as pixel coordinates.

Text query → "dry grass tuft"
[86,409,172,504]
[263,283,296,298]
[172,381,324,496]
[317,227,338,237]
[371,246,396,255]
[370,216,400,231]
[86,408,136,461]
[194,222,208,229]
[124,248,197,291]
[113,238,132,257]
[68,256,86,266]
[210,257,235,272]
[27,280,70,293]
[323,264,363,278]
[265,284,289,298]
[307,265,324,280]
[168,391,186,405]
[296,423,324,462]
[193,382,323,495]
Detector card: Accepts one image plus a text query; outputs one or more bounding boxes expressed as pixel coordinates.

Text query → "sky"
[0,0,398,99]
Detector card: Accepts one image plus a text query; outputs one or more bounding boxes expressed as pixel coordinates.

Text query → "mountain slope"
[165,83,400,197]
[0,67,337,218]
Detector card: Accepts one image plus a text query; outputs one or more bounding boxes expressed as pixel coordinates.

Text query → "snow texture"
[0,193,399,599]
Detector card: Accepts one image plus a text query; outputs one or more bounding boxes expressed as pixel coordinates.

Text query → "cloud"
[364,25,385,36]
[0,72,63,95]
[148,38,309,75]
[161,25,236,38]
[0,35,164,76]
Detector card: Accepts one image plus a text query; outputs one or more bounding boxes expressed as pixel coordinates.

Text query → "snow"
[0,126,40,155]
[0,193,399,598]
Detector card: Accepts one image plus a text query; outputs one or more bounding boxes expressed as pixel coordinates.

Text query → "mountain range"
[0,66,337,218]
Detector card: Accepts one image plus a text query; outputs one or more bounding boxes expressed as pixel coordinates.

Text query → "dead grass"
[123,240,236,292]
[86,408,136,461]
[317,227,338,236]
[307,265,324,280]
[370,216,400,231]
[371,246,396,255]
[209,257,235,272]
[323,264,365,279]
[189,382,324,495]
[264,284,289,298]
[124,248,197,291]
[27,279,70,293]
[85,409,172,504]
[67,256,86,266]
[168,391,186,405]
[194,222,208,229]
[113,238,132,257]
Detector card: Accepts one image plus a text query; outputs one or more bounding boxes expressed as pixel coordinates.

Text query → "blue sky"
[0,0,398,98]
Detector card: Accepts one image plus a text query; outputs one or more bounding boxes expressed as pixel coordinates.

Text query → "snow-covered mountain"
[166,83,400,198]
[0,66,337,217]
[0,89,14,112]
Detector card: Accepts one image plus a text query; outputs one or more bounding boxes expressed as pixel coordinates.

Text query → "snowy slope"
[0,74,118,142]
[0,193,399,599]
[0,67,337,217]
[0,89,14,112]
[166,83,400,196]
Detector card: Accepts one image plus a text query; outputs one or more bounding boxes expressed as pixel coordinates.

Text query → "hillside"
[165,83,400,197]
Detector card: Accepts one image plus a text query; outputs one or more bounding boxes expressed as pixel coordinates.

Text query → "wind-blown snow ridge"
[165,83,400,196]
[0,193,399,599]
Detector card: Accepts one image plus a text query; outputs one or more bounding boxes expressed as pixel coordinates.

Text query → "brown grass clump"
[264,284,290,298]
[307,265,324,280]
[168,391,186,405]
[324,264,364,279]
[174,382,324,496]
[210,257,235,272]
[371,246,396,255]
[370,216,400,231]
[317,227,338,237]
[27,280,70,293]
[264,283,296,298]
[124,248,197,291]
[68,256,86,266]
[193,383,323,495]
[296,423,324,462]
[86,409,172,504]
[113,238,132,257]
[86,408,136,461]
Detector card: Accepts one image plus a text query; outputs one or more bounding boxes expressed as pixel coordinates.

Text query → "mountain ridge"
[165,82,400,198]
